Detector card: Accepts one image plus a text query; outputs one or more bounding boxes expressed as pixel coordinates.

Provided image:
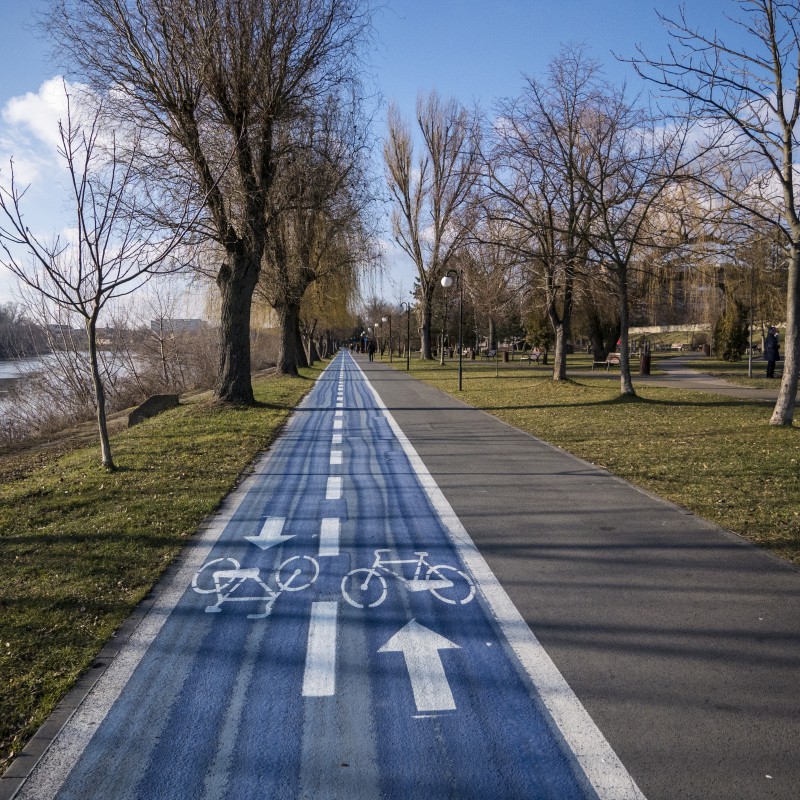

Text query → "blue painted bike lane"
[16,351,643,800]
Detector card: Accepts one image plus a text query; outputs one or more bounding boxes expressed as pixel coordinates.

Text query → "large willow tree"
[51,0,371,403]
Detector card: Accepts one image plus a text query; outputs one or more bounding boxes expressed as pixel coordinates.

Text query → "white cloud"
[2,77,73,153]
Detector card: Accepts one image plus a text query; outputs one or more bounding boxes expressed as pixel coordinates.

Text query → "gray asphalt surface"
[359,355,800,800]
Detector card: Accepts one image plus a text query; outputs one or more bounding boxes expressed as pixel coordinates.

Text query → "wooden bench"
[592,353,621,371]
[481,349,497,360]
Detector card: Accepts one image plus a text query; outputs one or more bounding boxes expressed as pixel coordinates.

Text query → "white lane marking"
[333,419,343,430]
[244,516,295,550]
[302,601,339,697]
[336,402,344,409]
[326,477,342,500]
[330,450,342,466]
[318,518,341,557]
[348,351,647,800]
[378,620,459,712]
[335,409,343,418]
[332,434,343,445]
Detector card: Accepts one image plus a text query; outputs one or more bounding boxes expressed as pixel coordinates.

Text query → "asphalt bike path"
[358,354,800,800]
[9,351,643,800]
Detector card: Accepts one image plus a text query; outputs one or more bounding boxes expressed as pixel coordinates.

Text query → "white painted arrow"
[244,517,295,550]
[378,620,460,712]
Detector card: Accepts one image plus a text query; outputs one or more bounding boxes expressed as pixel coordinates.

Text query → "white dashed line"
[318,517,341,557]
[326,477,342,500]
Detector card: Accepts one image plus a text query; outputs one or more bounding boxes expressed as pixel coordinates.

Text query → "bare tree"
[0,93,188,468]
[50,0,371,402]
[461,215,520,354]
[631,0,800,424]
[384,92,480,359]
[579,93,693,395]
[0,303,47,358]
[486,46,600,381]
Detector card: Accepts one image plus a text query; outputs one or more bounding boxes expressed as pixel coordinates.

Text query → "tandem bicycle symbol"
[192,555,319,619]
[341,549,475,609]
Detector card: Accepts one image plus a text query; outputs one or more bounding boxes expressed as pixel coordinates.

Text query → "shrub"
[714,300,749,361]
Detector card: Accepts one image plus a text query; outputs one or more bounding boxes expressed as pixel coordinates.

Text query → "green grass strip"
[0,366,320,770]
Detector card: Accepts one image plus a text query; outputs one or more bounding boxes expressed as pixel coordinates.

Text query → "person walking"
[367,338,376,362]
[764,326,780,378]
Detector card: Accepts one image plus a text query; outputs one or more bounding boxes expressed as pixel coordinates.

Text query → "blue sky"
[0,0,738,306]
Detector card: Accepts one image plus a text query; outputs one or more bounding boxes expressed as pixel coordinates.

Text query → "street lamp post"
[382,316,391,363]
[374,322,381,359]
[441,269,463,391]
[400,301,412,371]
[748,252,756,378]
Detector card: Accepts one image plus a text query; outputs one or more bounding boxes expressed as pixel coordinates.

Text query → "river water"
[0,355,56,380]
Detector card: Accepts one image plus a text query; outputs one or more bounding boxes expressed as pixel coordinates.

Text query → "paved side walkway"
[573,354,787,402]
[359,354,800,800]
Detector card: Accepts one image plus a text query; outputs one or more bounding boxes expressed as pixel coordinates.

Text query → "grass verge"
[0,366,320,771]
[396,357,799,564]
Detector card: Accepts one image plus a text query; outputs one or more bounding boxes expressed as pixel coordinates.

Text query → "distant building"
[46,324,78,339]
[150,318,204,335]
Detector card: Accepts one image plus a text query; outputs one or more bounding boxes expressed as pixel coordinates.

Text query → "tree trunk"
[618,271,636,396]
[547,268,574,382]
[309,337,321,363]
[421,298,433,359]
[488,317,496,351]
[276,303,301,376]
[770,244,799,425]
[216,257,257,404]
[551,319,568,381]
[587,309,619,362]
[87,317,114,470]
[295,315,309,369]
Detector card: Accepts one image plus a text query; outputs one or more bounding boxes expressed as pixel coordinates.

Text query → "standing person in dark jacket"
[367,338,376,362]
[764,326,780,378]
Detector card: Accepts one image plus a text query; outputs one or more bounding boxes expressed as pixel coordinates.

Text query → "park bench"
[481,349,497,360]
[592,352,621,371]
[522,350,541,364]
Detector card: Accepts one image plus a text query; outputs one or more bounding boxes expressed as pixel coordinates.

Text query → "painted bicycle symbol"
[341,549,475,609]
[192,555,319,619]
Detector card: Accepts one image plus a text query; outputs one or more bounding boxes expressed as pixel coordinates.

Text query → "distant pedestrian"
[764,326,779,378]
[368,339,376,362]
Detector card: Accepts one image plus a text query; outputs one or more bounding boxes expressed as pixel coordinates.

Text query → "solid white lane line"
[318,518,341,557]
[302,601,339,697]
[330,451,342,466]
[326,477,342,500]
[348,351,646,800]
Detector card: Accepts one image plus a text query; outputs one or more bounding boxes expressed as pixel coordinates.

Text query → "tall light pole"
[382,316,391,363]
[400,301,412,371]
[748,249,756,378]
[441,269,463,391]
[374,322,381,359]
